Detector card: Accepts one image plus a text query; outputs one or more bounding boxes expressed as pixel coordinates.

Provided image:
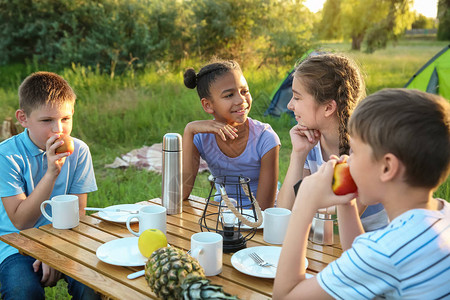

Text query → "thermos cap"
[163,133,182,151]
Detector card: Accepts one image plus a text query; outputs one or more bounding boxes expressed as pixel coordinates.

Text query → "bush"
[0,0,189,74]
[0,0,313,73]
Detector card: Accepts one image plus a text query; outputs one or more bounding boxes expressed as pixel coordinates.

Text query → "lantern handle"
[219,183,263,228]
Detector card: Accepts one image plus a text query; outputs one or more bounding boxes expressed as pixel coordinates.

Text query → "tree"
[260,0,314,65]
[412,13,436,29]
[364,0,414,53]
[189,0,258,59]
[187,0,314,65]
[323,0,414,51]
[437,0,450,40]
[339,0,387,50]
[318,0,342,40]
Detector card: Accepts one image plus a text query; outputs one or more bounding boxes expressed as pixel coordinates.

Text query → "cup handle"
[40,200,52,222]
[126,214,140,236]
[190,246,203,259]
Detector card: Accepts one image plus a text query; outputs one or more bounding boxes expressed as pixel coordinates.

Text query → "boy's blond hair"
[349,88,450,188]
[18,71,76,116]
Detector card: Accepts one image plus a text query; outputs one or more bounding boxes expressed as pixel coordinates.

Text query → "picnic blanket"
[1,117,21,141]
[105,143,209,174]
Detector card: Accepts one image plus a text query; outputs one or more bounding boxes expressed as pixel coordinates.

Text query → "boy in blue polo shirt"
[274,88,449,299]
[0,72,99,299]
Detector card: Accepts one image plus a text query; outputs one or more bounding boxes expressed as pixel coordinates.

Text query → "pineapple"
[145,247,239,300]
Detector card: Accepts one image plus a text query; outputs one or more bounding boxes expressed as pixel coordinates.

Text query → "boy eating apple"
[274,88,450,299]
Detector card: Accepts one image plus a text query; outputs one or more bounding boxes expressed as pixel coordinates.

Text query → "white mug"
[190,232,223,276]
[263,207,291,244]
[40,195,79,229]
[126,205,167,236]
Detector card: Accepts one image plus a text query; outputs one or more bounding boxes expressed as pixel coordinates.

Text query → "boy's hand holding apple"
[332,162,358,195]
[293,159,357,214]
[55,135,74,155]
[45,134,74,178]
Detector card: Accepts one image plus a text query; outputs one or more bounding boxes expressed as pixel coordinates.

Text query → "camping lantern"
[199,175,263,253]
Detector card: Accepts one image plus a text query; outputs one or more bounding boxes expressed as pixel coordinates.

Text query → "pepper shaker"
[161,133,183,214]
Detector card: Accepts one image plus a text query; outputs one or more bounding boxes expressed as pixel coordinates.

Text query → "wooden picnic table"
[0,195,342,299]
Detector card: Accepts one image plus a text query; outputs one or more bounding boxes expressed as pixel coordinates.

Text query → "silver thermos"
[162,133,183,214]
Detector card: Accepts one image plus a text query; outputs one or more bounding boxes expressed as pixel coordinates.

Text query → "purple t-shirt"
[194,118,280,207]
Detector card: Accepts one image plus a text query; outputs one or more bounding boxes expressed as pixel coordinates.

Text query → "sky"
[303,0,438,18]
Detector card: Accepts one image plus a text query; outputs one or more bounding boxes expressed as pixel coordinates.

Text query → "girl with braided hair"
[182,59,280,210]
[278,54,388,232]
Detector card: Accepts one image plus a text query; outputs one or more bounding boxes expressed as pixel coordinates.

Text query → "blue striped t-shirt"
[318,199,450,299]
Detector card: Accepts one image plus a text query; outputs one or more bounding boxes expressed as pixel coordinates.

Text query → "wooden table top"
[0,196,342,299]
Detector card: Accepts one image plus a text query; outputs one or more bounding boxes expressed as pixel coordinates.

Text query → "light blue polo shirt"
[0,129,97,264]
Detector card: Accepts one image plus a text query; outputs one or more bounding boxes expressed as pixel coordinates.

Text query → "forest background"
[0,0,449,297]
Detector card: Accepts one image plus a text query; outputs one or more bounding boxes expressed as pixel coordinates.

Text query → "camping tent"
[404,44,450,100]
[264,49,328,117]
[266,45,450,118]
[264,66,295,117]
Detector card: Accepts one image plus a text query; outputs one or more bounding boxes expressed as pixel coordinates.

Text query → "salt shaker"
[309,213,334,245]
[162,133,183,214]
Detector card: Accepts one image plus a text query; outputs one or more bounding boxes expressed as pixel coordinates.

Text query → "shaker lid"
[163,133,182,151]
[315,213,334,219]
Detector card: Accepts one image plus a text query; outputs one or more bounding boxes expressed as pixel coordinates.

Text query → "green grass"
[0,39,449,298]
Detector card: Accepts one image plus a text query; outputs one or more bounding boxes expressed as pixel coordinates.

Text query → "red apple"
[332,162,357,195]
[55,135,74,155]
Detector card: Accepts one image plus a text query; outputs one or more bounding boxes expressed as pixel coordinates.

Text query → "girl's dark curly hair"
[184,59,242,100]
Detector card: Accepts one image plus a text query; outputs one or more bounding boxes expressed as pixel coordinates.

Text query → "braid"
[337,91,352,155]
[335,66,360,155]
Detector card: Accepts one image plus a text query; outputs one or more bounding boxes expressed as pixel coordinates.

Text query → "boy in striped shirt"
[274,88,450,299]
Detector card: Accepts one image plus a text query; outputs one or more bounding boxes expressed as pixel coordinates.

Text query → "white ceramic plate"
[96,237,147,266]
[98,204,145,223]
[231,246,309,279]
[236,209,264,230]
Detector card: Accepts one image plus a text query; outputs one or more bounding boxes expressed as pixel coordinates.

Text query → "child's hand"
[45,134,70,177]
[293,158,356,212]
[32,260,61,287]
[290,124,320,154]
[186,120,238,141]
[330,154,349,163]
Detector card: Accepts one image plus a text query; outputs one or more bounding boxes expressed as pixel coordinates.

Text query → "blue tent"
[264,66,295,117]
[264,49,329,117]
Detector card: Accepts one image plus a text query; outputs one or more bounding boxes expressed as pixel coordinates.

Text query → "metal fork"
[84,207,139,214]
[249,252,276,268]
